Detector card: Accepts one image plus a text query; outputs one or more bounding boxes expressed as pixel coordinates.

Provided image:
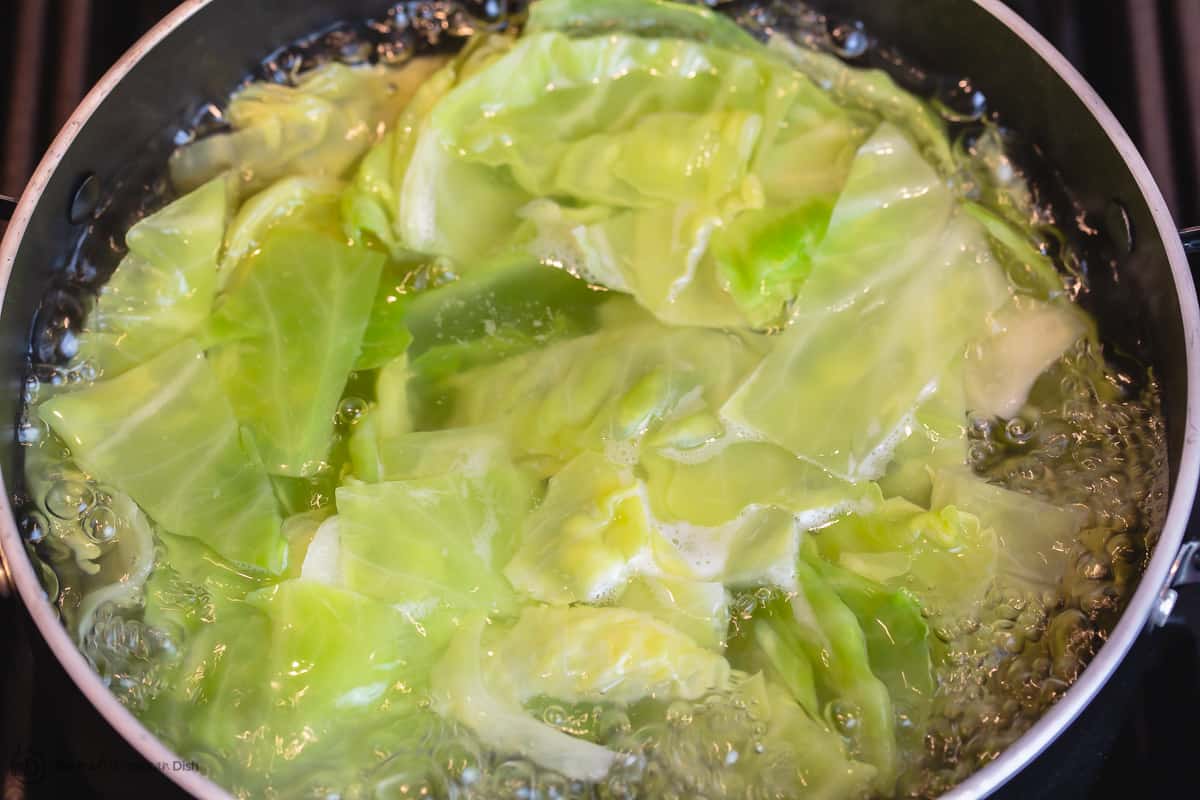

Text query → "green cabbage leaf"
[209,223,383,476]
[39,339,285,570]
[76,176,228,378]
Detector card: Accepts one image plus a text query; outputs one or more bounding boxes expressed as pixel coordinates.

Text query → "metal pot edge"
[944,1,1200,797]
[0,4,233,797]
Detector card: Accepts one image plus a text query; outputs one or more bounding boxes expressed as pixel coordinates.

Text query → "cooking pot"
[0,1,1197,797]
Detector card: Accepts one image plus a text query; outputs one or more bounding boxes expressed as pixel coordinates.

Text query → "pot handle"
[1151,227,1200,626]
[1183,226,1200,255]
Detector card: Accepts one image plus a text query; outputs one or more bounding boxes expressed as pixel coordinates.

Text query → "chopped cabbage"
[494,604,732,704]
[433,615,619,782]
[812,497,998,622]
[171,61,441,192]
[617,576,730,650]
[332,466,535,613]
[39,340,285,570]
[30,3,1109,797]
[209,222,383,476]
[931,466,1082,590]
[964,297,1089,419]
[76,176,228,378]
[143,580,446,793]
[504,452,690,604]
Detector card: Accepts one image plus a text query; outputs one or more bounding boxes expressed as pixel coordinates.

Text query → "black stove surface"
[2,1,1199,798]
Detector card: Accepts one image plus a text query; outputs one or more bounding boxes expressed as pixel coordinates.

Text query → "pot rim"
[0,1,1196,799]
[0,5,235,796]
[945,1,1200,795]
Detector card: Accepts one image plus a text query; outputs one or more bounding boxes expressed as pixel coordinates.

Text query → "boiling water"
[13,1,1169,797]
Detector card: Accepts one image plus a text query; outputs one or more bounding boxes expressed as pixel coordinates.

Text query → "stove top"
[1,2,1198,798]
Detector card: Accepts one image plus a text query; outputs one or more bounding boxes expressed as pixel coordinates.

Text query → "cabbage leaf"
[811,497,998,622]
[494,604,732,705]
[964,297,1089,420]
[330,458,536,613]
[170,61,443,193]
[446,321,765,471]
[76,176,228,378]
[505,452,691,604]
[617,576,730,650]
[434,614,620,782]
[39,339,285,570]
[144,580,446,794]
[209,223,383,476]
[722,127,1011,481]
[931,466,1082,590]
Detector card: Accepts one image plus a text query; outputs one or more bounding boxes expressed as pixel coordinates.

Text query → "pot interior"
[0,2,1193,798]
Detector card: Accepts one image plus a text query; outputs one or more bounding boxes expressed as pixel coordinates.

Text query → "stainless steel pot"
[0,1,1197,797]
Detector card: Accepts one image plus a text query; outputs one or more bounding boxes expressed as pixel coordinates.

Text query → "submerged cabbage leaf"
[39,339,285,570]
[876,371,968,507]
[931,466,1082,590]
[209,223,384,476]
[722,127,1011,481]
[446,321,766,471]
[743,676,879,800]
[964,296,1089,419]
[505,452,690,604]
[750,560,899,791]
[76,176,228,378]
[329,456,536,613]
[434,615,619,782]
[144,580,445,793]
[350,425,510,485]
[171,61,442,193]
[805,551,935,736]
[616,575,730,650]
[494,604,732,705]
[352,258,423,372]
[811,497,998,621]
[143,530,278,635]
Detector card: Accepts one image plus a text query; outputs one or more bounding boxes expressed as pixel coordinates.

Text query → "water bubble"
[541,704,569,729]
[828,21,868,58]
[32,291,86,365]
[731,592,758,620]
[825,699,861,737]
[665,701,694,727]
[536,772,572,800]
[1004,416,1036,445]
[336,396,369,426]
[83,505,121,543]
[20,510,50,544]
[44,479,95,519]
[17,415,48,446]
[22,374,40,403]
[596,708,631,742]
[934,78,987,122]
[378,27,417,65]
[74,360,98,383]
[490,759,535,799]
